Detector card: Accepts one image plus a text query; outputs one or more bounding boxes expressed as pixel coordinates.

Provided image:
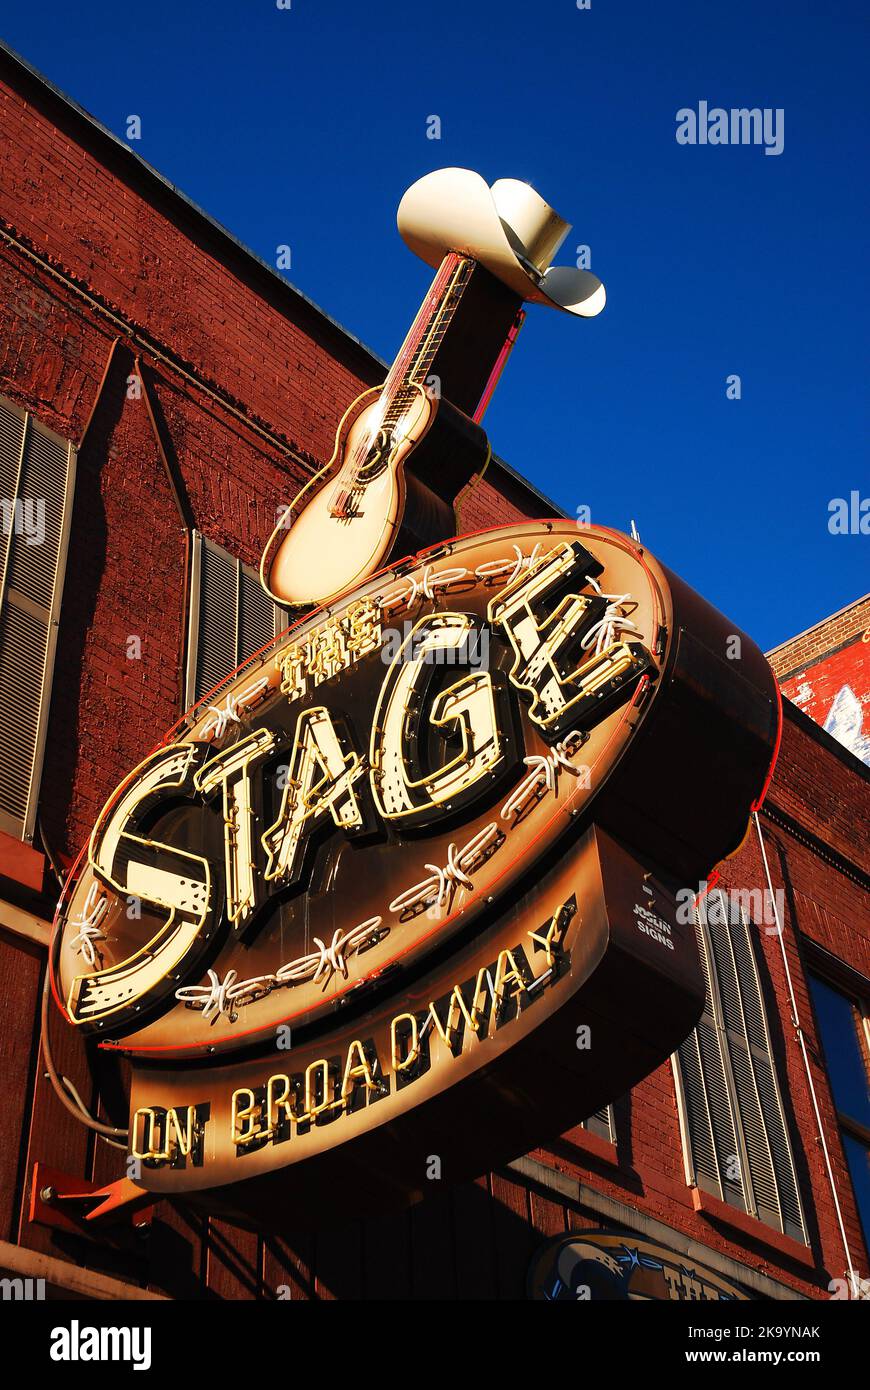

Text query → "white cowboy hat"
[397,167,606,318]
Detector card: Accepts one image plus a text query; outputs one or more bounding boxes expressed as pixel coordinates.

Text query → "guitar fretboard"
[379,253,475,428]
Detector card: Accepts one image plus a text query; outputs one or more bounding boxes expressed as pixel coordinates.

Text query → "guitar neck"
[379,253,475,426]
[330,253,477,510]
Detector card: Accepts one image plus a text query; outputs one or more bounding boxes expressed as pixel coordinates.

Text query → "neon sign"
[52,522,779,1220]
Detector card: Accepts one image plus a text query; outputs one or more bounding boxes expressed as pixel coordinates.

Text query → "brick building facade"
[768,595,870,770]
[1,43,867,1301]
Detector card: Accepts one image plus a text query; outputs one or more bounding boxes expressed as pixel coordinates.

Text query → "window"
[0,395,76,842]
[580,1105,616,1144]
[185,532,290,709]
[672,888,808,1243]
[808,974,870,1247]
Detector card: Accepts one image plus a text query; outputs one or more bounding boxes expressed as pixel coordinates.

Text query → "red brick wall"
[769,594,870,681]
[527,708,869,1301]
[769,595,870,768]
[0,58,541,860]
[0,51,867,1301]
[0,69,378,467]
[781,637,870,769]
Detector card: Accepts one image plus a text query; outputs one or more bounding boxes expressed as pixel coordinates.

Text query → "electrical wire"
[36,817,128,1142]
[37,815,65,891]
[40,967,128,1140]
[56,1073,128,1150]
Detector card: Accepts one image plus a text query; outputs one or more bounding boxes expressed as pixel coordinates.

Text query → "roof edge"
[766,591,870,660]
[0,39,563,520]
[0,38,382,364]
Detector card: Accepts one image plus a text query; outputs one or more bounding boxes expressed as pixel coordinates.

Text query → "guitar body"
[265,384,488,607]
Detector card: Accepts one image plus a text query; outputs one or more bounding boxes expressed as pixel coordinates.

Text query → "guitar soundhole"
[356,429,393,482]
[329,430,394,518]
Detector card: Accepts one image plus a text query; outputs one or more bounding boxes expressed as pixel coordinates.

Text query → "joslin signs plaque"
[51,521,778,1226]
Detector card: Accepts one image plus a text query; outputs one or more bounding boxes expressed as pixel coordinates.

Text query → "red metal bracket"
[29,1162,156,1241]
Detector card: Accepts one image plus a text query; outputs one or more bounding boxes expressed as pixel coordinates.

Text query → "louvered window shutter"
[185,533,289,709]
[580,1105,616,1144]
[239,558,281,664]
[673,889,808,1243]
[0,395,76,842]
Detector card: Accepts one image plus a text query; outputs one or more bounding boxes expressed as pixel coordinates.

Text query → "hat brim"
[397,167,605,318]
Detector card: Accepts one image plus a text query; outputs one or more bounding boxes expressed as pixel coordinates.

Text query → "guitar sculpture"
[261,168,606,606]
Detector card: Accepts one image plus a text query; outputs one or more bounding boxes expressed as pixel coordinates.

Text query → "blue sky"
[4,0,867,650]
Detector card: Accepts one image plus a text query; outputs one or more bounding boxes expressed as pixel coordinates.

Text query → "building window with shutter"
[580,1105,616,1144]
[807,973,870,1247]
[0,395,76,843]
[185,532,290,709]
[672,887,808,1244]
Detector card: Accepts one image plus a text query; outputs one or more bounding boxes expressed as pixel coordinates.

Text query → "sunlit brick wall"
[768,596,870,768]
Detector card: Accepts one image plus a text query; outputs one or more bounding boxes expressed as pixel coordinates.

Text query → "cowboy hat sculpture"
[397,166,606,318]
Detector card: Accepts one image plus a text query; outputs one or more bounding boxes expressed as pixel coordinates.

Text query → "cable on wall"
[36,817,128,1142]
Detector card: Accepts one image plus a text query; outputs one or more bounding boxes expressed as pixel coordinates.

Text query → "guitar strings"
[328,254,473,518]
[329,255,457,515]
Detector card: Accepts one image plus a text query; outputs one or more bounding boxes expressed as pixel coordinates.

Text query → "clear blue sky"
[4,1,867,650]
